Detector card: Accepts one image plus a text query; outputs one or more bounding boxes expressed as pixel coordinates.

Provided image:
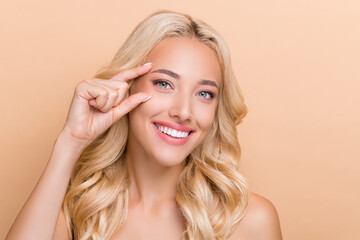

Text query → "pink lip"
[152,121,194,132]
[151,122,193,146]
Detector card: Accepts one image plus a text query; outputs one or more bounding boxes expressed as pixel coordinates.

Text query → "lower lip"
[152,123,192,146]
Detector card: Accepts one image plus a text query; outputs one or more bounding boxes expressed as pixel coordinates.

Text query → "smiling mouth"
[153,123,194,139]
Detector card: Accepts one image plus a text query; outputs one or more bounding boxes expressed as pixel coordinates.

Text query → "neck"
[125,140,185,212]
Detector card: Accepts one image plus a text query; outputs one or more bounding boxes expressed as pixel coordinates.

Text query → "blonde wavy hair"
[63,9,250,240]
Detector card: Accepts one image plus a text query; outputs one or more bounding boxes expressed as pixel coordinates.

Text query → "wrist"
[42,130,89,179]
[56,129,89,153]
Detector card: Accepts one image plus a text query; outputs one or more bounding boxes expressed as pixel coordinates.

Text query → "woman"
[6,10,282,240]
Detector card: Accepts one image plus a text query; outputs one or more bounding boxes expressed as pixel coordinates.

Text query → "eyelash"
[153,79,172,89]
[152,80,215,99]
[198,91,214,99]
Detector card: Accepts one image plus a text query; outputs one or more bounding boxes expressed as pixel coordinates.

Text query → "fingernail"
[143,62,152,67]
[142,96,152,102]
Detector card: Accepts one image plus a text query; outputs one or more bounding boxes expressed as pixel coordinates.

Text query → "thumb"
[112,93,152,122]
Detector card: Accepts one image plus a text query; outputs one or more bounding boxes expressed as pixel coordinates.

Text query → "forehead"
[145,37,222,86]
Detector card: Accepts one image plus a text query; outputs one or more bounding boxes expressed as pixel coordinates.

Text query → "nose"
[168,93,192,122]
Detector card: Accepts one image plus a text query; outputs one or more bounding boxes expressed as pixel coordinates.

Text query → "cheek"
[193,103,216,131]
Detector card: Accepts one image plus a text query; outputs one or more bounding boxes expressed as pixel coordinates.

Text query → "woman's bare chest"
[110,203,185,240]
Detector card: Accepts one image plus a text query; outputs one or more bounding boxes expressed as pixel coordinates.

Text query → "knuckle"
[99,89,108,97]
[75,82,85,92]
[126,95,138,106]
[121,99,131,109]
[110,90,119,98]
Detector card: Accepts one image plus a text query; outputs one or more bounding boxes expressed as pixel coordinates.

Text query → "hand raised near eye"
[60,63,152,147]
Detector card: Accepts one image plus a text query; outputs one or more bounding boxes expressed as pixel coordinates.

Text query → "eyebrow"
[151,68,219,89]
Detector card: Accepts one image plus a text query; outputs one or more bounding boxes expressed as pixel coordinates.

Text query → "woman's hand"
[5,64,155,240]
[61,62,153,147]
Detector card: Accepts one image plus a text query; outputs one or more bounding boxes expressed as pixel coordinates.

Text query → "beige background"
[1,0,359,239]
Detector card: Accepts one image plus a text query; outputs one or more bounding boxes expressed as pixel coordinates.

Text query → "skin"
[7,36,282,240]
[113,36,222,239]
[110,37,282,239]
[126,36,222,207]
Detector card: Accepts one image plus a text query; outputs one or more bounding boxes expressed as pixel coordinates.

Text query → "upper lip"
[152,121,195,133]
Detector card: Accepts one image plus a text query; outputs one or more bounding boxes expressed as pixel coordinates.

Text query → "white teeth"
[171,130,177,137]
[154,123,190,138]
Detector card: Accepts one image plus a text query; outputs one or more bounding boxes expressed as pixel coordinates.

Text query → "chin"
[151,150,188,167]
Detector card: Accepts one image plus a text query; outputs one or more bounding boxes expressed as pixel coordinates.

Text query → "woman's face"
[128,36,222,166]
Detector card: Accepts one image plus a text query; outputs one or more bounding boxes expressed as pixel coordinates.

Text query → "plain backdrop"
[1,1,359,239]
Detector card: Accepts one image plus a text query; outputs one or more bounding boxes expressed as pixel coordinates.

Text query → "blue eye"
[198,91,214,99]
[153,80,172,89]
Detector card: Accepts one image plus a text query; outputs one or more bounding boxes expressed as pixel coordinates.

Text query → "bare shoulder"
[53,208,71,240]
[228,192,283,240]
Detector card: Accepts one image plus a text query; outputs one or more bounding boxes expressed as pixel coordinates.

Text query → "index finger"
[110,62,152,82]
